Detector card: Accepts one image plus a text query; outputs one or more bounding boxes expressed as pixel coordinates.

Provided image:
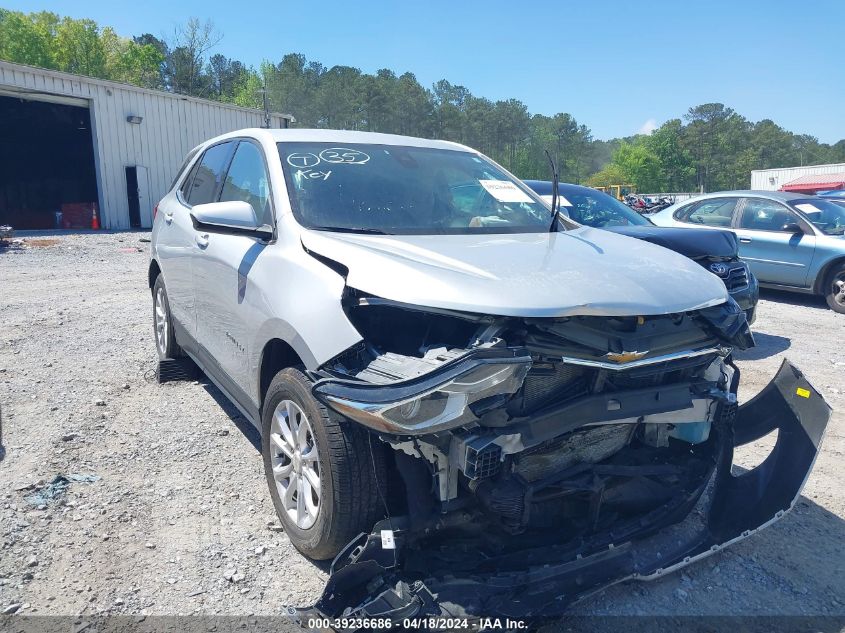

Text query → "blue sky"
[8,0,845,142]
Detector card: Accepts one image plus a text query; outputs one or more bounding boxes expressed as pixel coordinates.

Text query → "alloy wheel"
[270,399,321,529]
[154,286,168,354]
[833,272,845,308]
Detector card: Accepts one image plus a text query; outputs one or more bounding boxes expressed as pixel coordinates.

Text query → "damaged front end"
[295,292,830,629]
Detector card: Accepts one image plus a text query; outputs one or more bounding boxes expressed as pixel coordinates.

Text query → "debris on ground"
[23,473,101,506]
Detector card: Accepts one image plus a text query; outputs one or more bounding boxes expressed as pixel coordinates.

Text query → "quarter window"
[682,198,738,227]
[179,159,201,200]
[185,142,234,206]
[220,142,273,225]
[738,199,798,232]
[171,148,200,192]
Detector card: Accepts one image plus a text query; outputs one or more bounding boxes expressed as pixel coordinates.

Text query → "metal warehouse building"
[0,60,291,230]
[751,162,845,193]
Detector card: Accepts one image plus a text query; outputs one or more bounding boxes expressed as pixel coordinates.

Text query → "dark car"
[525,181,759,323]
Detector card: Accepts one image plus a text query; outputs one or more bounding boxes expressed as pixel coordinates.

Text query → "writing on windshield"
[278,142,551,235]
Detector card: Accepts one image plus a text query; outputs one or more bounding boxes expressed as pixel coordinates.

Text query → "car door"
[163,141,236,348]
[733,197,816,287]
[154,152,201,343]
[192,139,275,408]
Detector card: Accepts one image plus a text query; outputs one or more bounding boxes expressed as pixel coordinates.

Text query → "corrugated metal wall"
[750,163,845,191]
[0,60,289,229]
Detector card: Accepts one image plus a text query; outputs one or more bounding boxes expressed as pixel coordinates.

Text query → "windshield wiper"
[544,149,560,232]
[310,226,392,235]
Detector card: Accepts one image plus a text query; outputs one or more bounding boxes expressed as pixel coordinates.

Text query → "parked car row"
[648,191,845,313]
[149,129,830,627]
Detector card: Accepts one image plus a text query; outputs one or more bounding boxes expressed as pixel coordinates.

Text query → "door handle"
[739,237,752,244]
[196,233,209,248]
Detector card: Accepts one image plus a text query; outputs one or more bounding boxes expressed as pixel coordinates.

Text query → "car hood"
[300,227,729,317]
[605,225,739,260]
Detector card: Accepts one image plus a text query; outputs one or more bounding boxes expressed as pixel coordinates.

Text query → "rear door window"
[738,198,799,232]
[680,198,739,227]
[185,141,235,206]
[219,141,273,225]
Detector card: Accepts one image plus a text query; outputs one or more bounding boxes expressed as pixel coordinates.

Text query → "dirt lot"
[1,232,843,620]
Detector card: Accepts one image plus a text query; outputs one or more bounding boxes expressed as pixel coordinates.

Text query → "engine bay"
[309,290,749,550]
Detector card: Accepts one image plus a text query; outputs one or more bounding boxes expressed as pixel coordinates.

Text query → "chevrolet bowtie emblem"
[605,350,649,363]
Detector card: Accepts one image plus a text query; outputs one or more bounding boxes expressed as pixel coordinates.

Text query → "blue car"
[649,190,845,314]
[524,181,759,323]
[818,190,845,199]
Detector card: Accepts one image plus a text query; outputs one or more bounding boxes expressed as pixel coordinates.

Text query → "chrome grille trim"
[557,346,728,371]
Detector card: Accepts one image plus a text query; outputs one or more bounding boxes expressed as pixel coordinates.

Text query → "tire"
[261,368,386,560]
[823,264,845,314]
[152,275,182,359]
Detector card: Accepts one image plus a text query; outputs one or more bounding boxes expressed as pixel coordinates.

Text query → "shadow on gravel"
[760,288,830,311]
[734,332,791,361]
[197,376,334,573]
[200,381,261,452]
[558,462,845,623]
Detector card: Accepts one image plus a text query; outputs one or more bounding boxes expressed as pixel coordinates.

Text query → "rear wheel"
[261,368,386,560]
[152,276,181,359]
[824,264,845,314]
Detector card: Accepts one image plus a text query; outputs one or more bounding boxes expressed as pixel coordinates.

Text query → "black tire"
[823,264,845,314]
[152,275,182,359]
[261,368,386,560]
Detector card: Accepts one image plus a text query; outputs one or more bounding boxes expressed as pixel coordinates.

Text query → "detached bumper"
[290,360,830,630]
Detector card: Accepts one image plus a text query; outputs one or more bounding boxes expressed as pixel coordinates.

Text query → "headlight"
[313,350,531,435]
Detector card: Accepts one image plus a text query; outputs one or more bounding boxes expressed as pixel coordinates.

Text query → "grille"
[606,353,717,389]
[707,262,749,292]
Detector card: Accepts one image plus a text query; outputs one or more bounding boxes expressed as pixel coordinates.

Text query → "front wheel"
[261,368,386,560]
[823,264,845,314]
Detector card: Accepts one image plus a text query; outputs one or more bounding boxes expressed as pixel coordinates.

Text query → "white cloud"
[637,118,658,135]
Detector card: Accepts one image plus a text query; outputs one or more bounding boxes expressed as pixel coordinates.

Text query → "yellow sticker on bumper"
[796,388,811,399]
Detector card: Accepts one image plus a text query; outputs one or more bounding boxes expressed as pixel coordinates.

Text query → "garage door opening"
[0,95,99,230]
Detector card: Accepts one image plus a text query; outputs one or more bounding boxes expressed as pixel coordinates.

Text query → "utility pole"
[257,85,271,128]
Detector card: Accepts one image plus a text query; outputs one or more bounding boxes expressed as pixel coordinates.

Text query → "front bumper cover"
[290,360,830,630]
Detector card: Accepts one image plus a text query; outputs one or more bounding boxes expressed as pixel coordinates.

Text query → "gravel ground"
[0,232,843,621]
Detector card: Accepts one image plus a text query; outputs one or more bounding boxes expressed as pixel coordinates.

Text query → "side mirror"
[190,201,273,239]
[781,222,803,234]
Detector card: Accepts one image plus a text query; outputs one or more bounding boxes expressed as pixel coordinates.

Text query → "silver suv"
[149,129,829,621]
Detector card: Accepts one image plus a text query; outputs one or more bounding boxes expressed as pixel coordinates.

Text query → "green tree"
[643,120,695,191]
[102,28,163,88]
[586,163,629,188]
[608,142,665,192]
[432,79,469,141]
[165,18,220,96]
[54,17,106,77]
[0,9,58,69]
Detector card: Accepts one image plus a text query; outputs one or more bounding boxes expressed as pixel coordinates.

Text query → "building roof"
[780,172,845,193]
[751,162,845,176]
[0,59,293,122]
